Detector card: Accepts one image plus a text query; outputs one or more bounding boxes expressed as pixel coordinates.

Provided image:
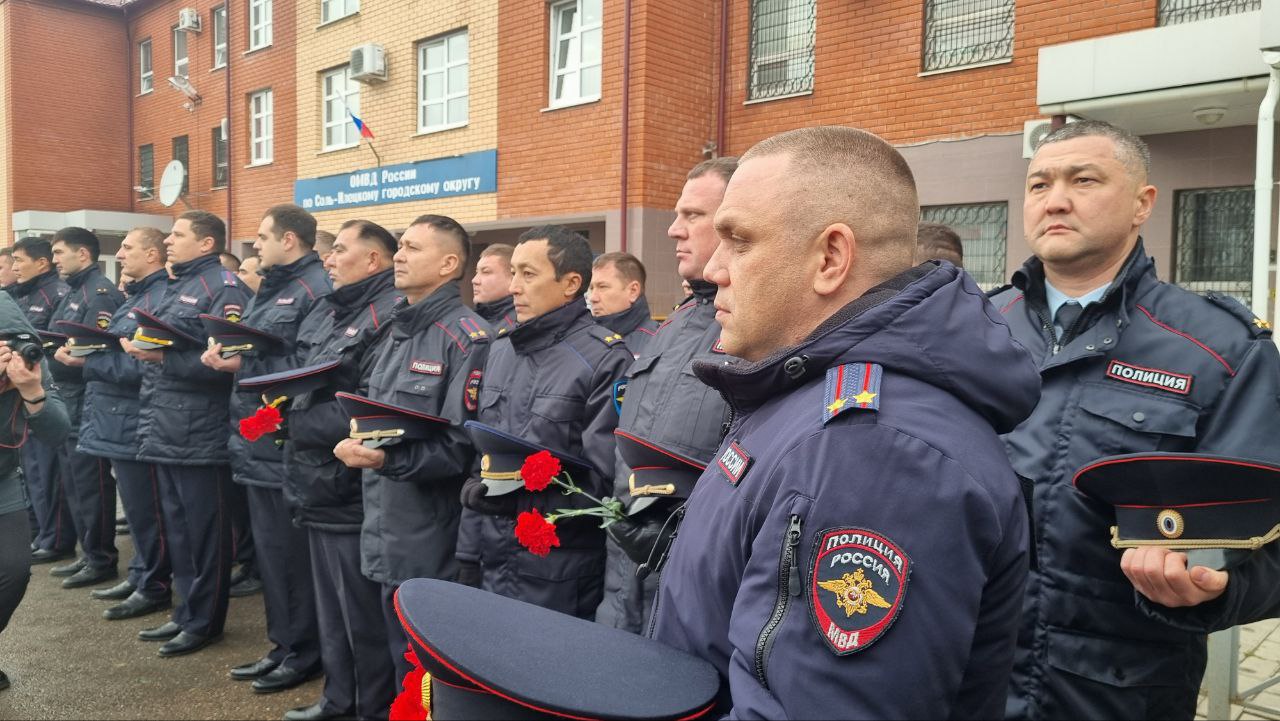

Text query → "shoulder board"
[497,325,509,336]
[822,362,883,424]
[1205,292,1272,338]
[222,270,239,287]
[985,283,1013,299]
[457,316,490,343]
[589,325,625,347]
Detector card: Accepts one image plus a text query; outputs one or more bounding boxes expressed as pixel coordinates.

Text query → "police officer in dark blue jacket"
[73,227,172,620]
[457,225,633,619]
[990,120,1280,720]
[201,204,332,693]
[587,252,658,356]
[47,228,125,590]
[122,210,252,658]
[471,243,517,334]
[650,127,1040,718]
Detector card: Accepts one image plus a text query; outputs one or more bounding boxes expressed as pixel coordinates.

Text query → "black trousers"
[310,528,394,719]
[58,442,118,570]
[113,459,171,600]
[247,485,318,672]
[0,509,31,635]
[227,480,256,572]
[156,464,232,637]
[22,438,73,553]
[380,583,411,687]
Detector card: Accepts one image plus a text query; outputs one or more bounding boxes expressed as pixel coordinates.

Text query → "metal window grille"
[748,0,815,101]
[138,144,154,199]
[1174,187,1254,305]
[172,135,188,195]
[1157,0,1259,26]
[920,202,1008,290]
[923,0,1014,72]
[212,127,228,187]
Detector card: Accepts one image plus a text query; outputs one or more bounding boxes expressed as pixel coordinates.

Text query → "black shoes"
[229,575,264,598]
[229,657,279,681]
[103,593,171,621]
[31,548,73,564]
[115,515,129,536]
[0,670,8,691]
[283,702,348,721]
[159,631,222,657]
[252,665,321,694]
[62,565,119,590]
[49,557,86,577]
[138,621,182,642]
[89,580,136,600]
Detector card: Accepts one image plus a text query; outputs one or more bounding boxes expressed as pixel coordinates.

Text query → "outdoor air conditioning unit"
[350,44,387,83]
[1022,116,1079,159]
[177,7,202,32]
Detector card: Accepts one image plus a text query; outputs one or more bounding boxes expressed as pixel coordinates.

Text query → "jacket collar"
[260,252,323,295]
[10,269,60,298]
[64,265,100,291]
[393,281,463,335]
[1013,238,1153,336]
[508,298,591,353]
[126,268,169,297]
[594,296,652,337]
[172,253,222,278]
[475,294,515,325]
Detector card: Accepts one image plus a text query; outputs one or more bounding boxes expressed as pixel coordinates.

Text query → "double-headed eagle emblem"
[818,569,892,617]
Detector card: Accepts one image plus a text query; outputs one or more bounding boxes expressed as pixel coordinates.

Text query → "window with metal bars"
[172,135,188,196]
[1173,186,1254,305]
[1158,0,1259,26]
[920,202,1008,290]
[138,144,154,199]
[748,0,815,101]
[922,0,1014,73]
[212,126,228,188]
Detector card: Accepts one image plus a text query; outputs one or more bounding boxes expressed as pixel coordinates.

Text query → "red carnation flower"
[238,404,283,442]
[515,510,561,557]
[520,450,561,492]
[388,644,427,720]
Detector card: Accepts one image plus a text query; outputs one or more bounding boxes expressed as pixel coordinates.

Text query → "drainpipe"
[715,0,729,155]
[618,0,633,253]
[226,0,233,241]
[1256,51,1280,326]
[126,7,134,214]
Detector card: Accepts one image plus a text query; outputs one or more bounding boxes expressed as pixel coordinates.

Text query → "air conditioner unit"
[1022,116,1079,159]
[350,44,387,83]
[219,117,229,141]
[177,7,202,32]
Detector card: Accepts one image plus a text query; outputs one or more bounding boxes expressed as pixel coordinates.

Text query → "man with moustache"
[587,252,658,356]
[471,243,516,333]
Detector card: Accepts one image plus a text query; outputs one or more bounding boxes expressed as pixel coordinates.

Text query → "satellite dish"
[167,75,201,103]
[158,160,186,207]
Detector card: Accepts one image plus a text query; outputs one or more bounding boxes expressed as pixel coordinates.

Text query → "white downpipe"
[1262,52,1280,331]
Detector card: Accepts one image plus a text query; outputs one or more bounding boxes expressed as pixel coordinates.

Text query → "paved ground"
[0,535,323,720]
[1198,619,1280,720]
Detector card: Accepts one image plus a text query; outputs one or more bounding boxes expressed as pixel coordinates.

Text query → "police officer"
[122,210,252,657]
[331,214,491,681]
[279,219,401,721]
[0,248,17,294]
[596,158,737,633]
[457,225,633,620]
[9,237,72,564]
[587,252,658,356]
[201,204,331,692]
[471,243,516,333]
[47,228,125,590]
[650,127,1040,718]
[70,227,172,620]
[990,120,1280,720]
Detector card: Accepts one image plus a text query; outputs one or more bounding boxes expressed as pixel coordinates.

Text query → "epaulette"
[822,362,883,424]
[458,317,490,343]
[222,270,239,287]
[1205,292,1272,338]
[985,283,1013,299]
[497,325,509,336]
[589,325,625,347]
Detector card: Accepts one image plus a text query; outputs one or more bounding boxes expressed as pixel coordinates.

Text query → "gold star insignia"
[1254,318,1271,330]
[826,398,846,413]
[853,390,877,406]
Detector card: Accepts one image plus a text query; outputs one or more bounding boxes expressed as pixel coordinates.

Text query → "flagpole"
[339,94,381,167]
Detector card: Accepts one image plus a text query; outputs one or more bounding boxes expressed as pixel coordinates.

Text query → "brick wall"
[0,5,10,242]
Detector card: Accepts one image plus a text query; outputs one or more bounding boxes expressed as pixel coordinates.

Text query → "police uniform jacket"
[10,270,68,331]
[227,252,331,490]
[283,268,399,531]
[475,294,517,334]
[595,295,658,357]
[990,241,1280,720]
[358,282,491,586]
[456,299,632,597]
[597,280,731,632]
[136,253,251,467]
[48,265,124,433]
[651,263,1040,719]
[78,268,169,461]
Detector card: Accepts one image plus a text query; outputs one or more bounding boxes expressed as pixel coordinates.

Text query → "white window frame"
[418,30,469,133]
[249,89,273,166]
[322,66,360,151]
[212,6,228,68]
[173,26,189,78]
[548,0,602,108]
[249,0,273,51]
[320,0,359,24]
[139,38,153,93]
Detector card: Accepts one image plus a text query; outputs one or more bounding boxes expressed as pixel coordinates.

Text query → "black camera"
[1,333,44,366]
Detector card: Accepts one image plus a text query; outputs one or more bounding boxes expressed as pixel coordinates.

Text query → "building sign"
[294,149,497,211]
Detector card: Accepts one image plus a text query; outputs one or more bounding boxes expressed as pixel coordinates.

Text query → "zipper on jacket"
[643,504,688,639]
[754,513,802,689]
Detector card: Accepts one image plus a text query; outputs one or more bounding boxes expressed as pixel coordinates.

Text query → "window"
[748,0,816,101]
[172,136,189,196]
[1174,187,1254,305]
[138,145,154,199]
[212,6,228,68]
[173,26,189,78]
[1158,0,1259,26]
[548,0,601,107]
[922,0,1014,73]
[322,67,360,150]
[249,0,272,50]
[212,126,228,187]
[419,30,469,132]
[920,202,1008,290]
[139,39,153,93]
[321,0,359,24]
[250,89,273,164]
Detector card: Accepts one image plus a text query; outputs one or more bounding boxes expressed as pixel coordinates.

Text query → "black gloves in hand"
[460,476,518,516]
[454,560,482,588]
[606,513,670,567]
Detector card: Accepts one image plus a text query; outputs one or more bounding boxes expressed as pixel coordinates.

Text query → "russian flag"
[350,111,375,140]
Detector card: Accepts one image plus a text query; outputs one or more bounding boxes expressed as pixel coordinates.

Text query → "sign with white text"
[293,149,497,211]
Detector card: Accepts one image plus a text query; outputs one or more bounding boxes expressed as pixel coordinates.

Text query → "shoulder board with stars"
[222,270,239,287]
[497,325,509,336]
[822,362,883,424]
[1205,291,1271,338]
[458,317,489,342]
[598,331,624,346]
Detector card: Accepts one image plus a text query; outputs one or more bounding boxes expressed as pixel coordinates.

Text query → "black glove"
[460,476,519,516]
[606,513,671,567]
[454,560,482,588]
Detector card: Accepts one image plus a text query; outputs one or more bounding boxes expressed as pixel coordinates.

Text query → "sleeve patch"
[809,527,910,655]
[822,362,883,424]
[224,304,242,322]
[96,310,113,329]
[464,369,483,412]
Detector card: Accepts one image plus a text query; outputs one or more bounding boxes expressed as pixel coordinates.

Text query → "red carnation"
[238,404,283,442]
[515,510,561,557]
[520,450,561,492]
[388,644,427,720]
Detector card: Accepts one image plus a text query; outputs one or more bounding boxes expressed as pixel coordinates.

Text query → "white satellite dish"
[158,160,186,207]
